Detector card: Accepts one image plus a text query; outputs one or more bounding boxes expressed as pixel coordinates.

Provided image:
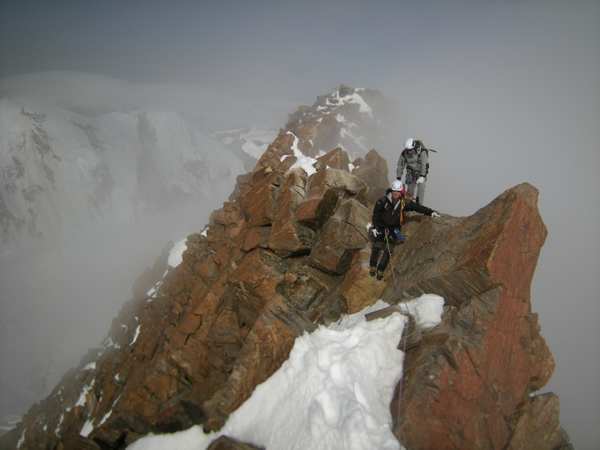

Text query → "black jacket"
[372,189,434,230]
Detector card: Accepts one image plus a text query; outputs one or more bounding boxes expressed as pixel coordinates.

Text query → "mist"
[1,0,598,448]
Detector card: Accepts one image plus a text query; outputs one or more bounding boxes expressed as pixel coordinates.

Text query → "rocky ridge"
[1,85,571,450]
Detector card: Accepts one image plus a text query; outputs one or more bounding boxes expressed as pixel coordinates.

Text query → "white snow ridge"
[127,295,445,450]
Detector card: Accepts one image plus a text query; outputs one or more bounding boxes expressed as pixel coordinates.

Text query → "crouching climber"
[369,180,440,280]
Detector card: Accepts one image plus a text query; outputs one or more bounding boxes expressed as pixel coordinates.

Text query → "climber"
[396,138,431,204]
[369,180,440,280]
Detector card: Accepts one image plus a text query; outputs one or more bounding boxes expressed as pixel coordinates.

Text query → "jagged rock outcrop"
[384,184,572,449]
[2,86,571,450]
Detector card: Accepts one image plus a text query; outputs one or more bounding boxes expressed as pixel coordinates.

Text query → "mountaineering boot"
[376,270,384,280]
[369,267,377,277]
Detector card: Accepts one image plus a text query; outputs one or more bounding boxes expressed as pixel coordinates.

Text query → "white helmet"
[405,138,415,149]
[391,179,405,192]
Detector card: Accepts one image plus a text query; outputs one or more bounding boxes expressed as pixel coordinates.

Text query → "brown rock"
[58,435,102,450]
[254,131,295,172]
[506,393,573,450]
[351,149,389,203]
[242,226,271,252]
[295,188,341,227]
[309,198,370,274]
[208,436,264,450]
[239,180,276,226]
[390,183,557,450]
[268,170,315,255]
[340,248,385,313]
[305,167,368,201]
[314,147,350,171]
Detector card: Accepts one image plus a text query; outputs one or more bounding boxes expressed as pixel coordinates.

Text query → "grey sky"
[1,0,599,448]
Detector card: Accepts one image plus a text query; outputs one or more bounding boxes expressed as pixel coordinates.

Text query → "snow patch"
[99,410,112,426]
[130,325,141,345]
[398,294,444,329]
[286,131,318,177]
[55,414,64,436]
[103,336,121,350]
[17,429,25,448]
[168,238,187,267]
[76,379,95,408]
[83,361,96,371]
[146,284,160,299]
[146,269,168,300]
[80,419,94,437]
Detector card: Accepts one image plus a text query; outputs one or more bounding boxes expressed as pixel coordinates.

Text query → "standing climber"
[397,138,430,204]
[369,180,440,280]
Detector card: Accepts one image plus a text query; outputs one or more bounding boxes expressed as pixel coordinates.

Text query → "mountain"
[284,84,386,158]
[0,98,245,250]
[0,86,571,450]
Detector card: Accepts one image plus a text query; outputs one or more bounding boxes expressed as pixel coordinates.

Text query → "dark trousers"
[369,239,395,272]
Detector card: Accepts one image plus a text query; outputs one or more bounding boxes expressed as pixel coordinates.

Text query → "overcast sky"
[1,0,599,448]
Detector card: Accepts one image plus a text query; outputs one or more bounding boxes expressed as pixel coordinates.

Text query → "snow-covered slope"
[0,98,245,249]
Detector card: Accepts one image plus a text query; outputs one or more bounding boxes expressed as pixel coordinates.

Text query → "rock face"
[1,86,571,450]
[385,184,572,450]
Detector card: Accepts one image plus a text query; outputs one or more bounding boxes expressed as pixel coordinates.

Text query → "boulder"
[305,168,367,201]
[239,180,276,226]
[268,170,315,256]
[208,436,264,450]
[309,198,370,274]
[254,131,295,173]
[506,393,573,450]
[295,167,369,228]
[390,184,557,450]
[314,147,350,171]
[351,149,389,203]
[242,226,271,252]
[295,188,341,227]
[339,248,385,313]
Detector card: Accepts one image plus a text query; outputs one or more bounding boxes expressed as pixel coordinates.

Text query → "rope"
[384,230,397,286]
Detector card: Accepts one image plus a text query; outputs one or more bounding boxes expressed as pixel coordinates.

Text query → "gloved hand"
[371,228,380,238]
[416,176,425,184]
[392,228,406,242]
[431,211,440,218]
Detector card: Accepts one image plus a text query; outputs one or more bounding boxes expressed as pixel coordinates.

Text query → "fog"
[1,0,598,448]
